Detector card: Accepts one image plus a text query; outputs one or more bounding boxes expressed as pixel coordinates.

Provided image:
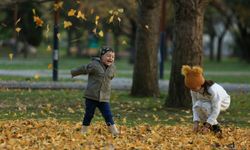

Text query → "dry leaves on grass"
[0,119,249,149]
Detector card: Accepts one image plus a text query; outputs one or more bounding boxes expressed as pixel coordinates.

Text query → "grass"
[0,89,249,128]
[1,56,250,83]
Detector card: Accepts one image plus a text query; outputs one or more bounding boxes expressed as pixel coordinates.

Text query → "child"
[181,65,230,137]
[71,46,119,136]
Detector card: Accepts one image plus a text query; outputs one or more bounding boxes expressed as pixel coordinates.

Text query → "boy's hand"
[193,121,199,133]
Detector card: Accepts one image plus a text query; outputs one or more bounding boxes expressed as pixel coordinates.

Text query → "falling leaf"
[54,1,63,11]
[34,74,40,80]
[109,15,114,23]
[68,9,76,16]
[77,11,86,20]
[64,21,72,29]
[15,27,21,33]
[57,33,61,40]
[47,45,52,52]
[122,40,127,45]
[9,53,13,61]
[95,16,100,25]
[98,30,104,37]
[48,63,52,69]
[15,18,21,25]
[32,9,36,15]
[33,16,44,27]
[117,8,124,13]
[109,10,113,14]
[117,17,121,22]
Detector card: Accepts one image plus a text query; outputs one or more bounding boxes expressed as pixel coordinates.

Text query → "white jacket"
[191,83,231,125]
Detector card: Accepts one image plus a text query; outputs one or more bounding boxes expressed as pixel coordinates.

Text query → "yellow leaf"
[47,45,52,52]
[48,63,52,69]
[33,16,44,27]
[117,8,124,13]
[32,9,36,15]
[95,16,100,25]
[109,10,113,14]
[109,15,114,23]
[54,1,63,11]
[122,40,127,45]
[15,18,21,25]
[57,33,61,40]
[95,16,100,20]
[117,17,121,22]
[68,9,76,16]
[15,27,21,33]
[34,74,40,80]
[76,11,86,20]
[98,30,104,37]
[9,53,13,61]
[67,107,75,113]
[64,21,72,29]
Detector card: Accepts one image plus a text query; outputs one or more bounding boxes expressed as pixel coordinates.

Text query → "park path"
[0,69,249,92]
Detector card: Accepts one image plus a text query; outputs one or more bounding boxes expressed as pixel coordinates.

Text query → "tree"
[131,0,161,97]
[166,0,209,108]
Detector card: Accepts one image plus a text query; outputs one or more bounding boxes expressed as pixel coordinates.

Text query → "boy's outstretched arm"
[71,64,94,78]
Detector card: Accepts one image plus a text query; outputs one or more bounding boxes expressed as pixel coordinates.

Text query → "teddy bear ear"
[192,66,203,74]
[181,65,191,76]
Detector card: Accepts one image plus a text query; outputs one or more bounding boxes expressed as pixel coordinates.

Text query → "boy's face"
[101,51,115,66]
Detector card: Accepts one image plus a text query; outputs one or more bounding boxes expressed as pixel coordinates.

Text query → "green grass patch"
[0,89,249,128]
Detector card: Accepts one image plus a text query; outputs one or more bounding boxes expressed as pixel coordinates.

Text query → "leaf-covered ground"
[0,119,249,149]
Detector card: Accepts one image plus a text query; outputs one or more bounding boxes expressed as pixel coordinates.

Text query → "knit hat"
[100,46,114,57]
[181,65,205,89]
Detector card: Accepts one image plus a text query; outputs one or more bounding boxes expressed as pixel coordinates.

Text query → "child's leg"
[97,102,114,125]
[82,99,97,126]
[98,102,119,135]
[194,101,213,123]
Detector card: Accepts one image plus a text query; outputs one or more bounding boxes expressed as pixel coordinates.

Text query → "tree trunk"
[67,29,72,57]
[131,0,161,97]
[209,34,215,61]
[129,19,137,64]
[217,17,230,62]
[166,0,208,108]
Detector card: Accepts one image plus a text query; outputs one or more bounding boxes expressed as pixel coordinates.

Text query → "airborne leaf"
[64,21,72,29]
[98,30,104,37]
[68,9,76,16]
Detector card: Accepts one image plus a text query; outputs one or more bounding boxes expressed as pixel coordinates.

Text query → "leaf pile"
[0,119,249,149]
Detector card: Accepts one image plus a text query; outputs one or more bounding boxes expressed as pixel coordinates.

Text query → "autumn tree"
[166,0,209,107]
[131,0,161,97]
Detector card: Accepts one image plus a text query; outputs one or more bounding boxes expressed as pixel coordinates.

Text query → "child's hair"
[100,46,114,57]
[201,80,214,96]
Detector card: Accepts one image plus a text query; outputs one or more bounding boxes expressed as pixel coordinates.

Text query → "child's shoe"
[81,125,88,134]
[211,124,223,138]
[108,124,119,136]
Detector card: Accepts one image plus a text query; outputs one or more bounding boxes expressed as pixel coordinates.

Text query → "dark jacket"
[71,57,116,102]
